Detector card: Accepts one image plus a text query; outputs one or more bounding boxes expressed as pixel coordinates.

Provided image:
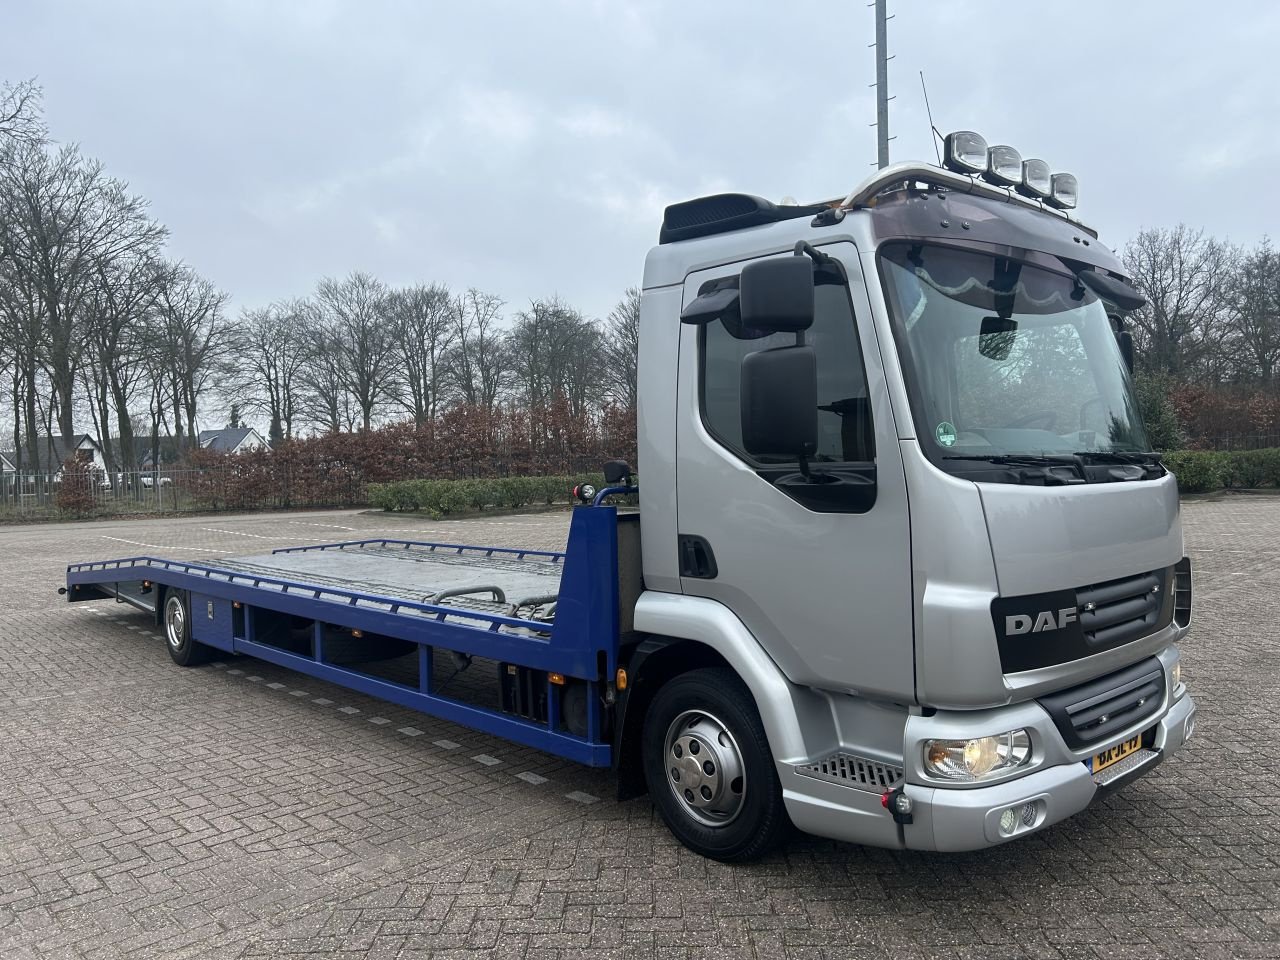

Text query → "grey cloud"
[4,0,1276,322]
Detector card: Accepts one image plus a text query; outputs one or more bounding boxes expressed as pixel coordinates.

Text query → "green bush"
[1222,448,1280,489]
[369,474,606,517]
[1163,451,1228,494]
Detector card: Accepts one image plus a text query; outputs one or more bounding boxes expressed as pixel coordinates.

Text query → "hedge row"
[368,474,608,517]
[1164,448,1280,494]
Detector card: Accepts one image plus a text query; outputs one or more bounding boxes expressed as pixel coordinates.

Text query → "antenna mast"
[872,0,893,169]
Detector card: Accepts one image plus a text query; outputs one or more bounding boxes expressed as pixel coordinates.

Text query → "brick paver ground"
[0,498,1276,959]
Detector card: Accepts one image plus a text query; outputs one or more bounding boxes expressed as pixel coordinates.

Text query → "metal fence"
[1196,434,1280,452]
[0,467,365,517]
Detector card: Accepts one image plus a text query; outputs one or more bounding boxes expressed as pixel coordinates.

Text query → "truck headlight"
[923,730,1032,781]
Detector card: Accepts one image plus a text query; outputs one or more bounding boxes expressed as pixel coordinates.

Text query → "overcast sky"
[4,0,1277,323]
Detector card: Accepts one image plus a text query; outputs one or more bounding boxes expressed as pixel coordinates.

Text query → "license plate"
[1091,733,1141,773]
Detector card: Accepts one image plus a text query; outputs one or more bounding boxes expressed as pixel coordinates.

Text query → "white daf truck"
[67,132,1195,862]
[626,131,1194,859]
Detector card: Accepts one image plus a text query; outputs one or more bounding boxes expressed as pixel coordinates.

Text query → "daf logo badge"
[1005,607,1078,635]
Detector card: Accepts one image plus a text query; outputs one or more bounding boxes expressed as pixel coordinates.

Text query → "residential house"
[198,427,271,455]
[0,434,106,477]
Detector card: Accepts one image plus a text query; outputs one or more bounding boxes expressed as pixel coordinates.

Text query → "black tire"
[641,667,788,862]
[162,589,210,667]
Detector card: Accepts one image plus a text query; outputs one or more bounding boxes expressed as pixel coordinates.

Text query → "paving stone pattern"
[0,500,1276,959]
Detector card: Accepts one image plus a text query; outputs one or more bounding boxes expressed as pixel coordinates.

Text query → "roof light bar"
[942,131,988,174]
[941,133,1078,211]
[1017,158,1052,199]
[1048,172,1078,210]
[984,145,1023,187]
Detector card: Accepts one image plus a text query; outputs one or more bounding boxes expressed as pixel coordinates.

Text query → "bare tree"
[386,282,455,426]
[152,261,233,449]
[233,299,310,443]
[313,271,396,431]
[445,288,510,413]
[1223,240,1280,385]
[297,305,352,434]
[81,249,165,470]
[0,141,165,442]
[508,296,602,422]
[603,286,640,410]
[1124,225,1234,380]
[0,79,44,148]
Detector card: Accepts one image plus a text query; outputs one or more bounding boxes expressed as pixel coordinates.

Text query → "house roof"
[199,427,263,452]
[0,435,99,474]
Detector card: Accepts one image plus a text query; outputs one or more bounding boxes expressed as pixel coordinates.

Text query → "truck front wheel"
[163,590,209,667]
[641,667,787,862]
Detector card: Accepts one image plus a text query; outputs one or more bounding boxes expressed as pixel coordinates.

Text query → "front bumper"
[781,684,1195,853]
[908,691,1193,851]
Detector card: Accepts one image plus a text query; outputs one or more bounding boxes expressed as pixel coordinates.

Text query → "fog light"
[999,807,1019,835]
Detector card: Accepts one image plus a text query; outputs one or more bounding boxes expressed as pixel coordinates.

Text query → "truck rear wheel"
[641,667,787,862]
[163,590,210,667]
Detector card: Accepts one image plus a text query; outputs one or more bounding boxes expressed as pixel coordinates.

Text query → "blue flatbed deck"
[65,506,635,766]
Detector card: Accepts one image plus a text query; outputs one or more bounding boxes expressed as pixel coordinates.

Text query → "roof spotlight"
[942,131,988,174]
[984,145,1023,187]
[1016,159,1052,199]
[1048,173,1078,210]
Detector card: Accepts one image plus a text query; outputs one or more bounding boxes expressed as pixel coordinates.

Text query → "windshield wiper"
[1073,451,1158,465]
[943,454,1076,466]
[942,453,1085,484]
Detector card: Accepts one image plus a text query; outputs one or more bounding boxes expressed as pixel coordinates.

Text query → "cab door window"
[700,283,875,465]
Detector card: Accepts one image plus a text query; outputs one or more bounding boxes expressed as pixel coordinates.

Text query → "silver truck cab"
[627,152,1195,858]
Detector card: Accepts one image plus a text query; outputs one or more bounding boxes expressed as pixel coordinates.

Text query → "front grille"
[1038,657,1164,750]
[796,753,903,792]
[1077,569,1169,651]
[994,566,1175,673]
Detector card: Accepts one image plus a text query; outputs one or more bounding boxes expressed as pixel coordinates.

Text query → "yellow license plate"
[1091,734,1141,773]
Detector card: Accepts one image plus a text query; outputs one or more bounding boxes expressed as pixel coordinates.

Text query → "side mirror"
[739,256,814,333]
[741,346,818,458]
[603,460,633,484]
[1116,330,1135,373]
[979,316,1018,361]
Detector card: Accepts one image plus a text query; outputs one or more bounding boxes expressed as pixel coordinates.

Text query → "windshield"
[879,242,1150,460]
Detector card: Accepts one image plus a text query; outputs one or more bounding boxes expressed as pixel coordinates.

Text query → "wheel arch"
[614,592,818,798]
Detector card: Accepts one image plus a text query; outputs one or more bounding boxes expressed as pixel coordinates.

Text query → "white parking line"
[516,771,548,785]
[565,791,599,804]
[100,536,222,553]
[201,528,291,540]
[397,726,423,737]
[433,739,460,750]
[473,754,501,766]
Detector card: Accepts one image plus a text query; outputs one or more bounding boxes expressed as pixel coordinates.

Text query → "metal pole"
[875,0,890,169]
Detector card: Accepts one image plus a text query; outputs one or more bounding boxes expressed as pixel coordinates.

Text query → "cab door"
[674,242,914,701]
